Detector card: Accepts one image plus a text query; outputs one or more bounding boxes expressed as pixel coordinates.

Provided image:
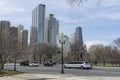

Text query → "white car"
[29,62,39,67]
[64,61,92,69]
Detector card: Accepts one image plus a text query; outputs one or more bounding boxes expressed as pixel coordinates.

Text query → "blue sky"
[0,0,120,48]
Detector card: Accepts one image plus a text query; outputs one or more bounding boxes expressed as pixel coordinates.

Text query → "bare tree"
[0,31,4,69]
[114,38,120,48]
[67,0,88,5]
[8,27,18,71]
[111,46,120,67]
[89,44,120,67]
[0,27,10,69]
[69,42,86,61]
[113,38,120,66]
[42,44,58,62]
[70,43,79,61]
[89,44,108,66]
[30,43,58,64]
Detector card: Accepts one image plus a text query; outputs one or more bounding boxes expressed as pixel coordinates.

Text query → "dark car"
[44,61,53,66]
[53,61,57,65]
[20,60,29,66]
[44,59,56,66]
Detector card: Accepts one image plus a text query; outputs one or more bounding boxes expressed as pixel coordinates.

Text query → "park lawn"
[0,69,23,77]
[94,63,120,67]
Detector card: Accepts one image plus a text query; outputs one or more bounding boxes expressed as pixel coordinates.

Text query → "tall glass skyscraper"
[31,4,45,45]
[45,14,59,46]
[75,27,83,47]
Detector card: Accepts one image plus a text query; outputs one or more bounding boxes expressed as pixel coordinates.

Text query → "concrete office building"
[30,4,45,45]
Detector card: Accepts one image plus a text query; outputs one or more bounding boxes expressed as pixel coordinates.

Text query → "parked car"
[53,61,57,65]
[29,62,39,67]
[20,60,29,66]
[44,59,56,66]
[64,61,92,69]
[44,61,53,66]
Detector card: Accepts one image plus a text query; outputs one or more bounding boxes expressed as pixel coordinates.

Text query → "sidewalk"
[0,73,120,80]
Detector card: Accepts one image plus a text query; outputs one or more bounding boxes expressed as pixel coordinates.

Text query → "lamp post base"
[61,71,64,74]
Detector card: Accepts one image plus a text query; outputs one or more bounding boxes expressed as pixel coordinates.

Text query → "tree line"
[89,44,120,67]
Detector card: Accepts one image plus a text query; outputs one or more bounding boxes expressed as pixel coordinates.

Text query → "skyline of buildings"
[0,4,84,62]
[0,0,119,49]
[0,20,28,51]
[0,4,84,50]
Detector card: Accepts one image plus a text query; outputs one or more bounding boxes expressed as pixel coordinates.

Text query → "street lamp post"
[59,40,65,74]
[80,49,83,61]
[14,54,16,71]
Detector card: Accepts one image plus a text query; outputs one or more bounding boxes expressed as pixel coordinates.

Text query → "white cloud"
[0,0,24,15]
[58,16,79,24]
[79,12,120,23]
[85,40,108,49]
[100,0,120,7]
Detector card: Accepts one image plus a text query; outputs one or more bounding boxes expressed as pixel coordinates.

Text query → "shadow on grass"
[0,69,23,77]
[28,78,56,80]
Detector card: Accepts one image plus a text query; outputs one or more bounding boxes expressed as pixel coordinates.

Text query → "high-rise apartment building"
[18,24,24,49]
[9,26,18,50]
[30,27,37,45]
[18,24,28,50]
[45,14,59,46]
[0,21,10,50]
[56,20,60,46]
[30,4,45,45]
[63,35,70,48]
[22,30,28,49]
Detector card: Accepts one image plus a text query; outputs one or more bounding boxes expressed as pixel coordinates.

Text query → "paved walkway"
[0,73,120,80]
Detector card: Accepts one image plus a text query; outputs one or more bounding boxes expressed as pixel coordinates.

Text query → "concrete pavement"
[0,73,120,80]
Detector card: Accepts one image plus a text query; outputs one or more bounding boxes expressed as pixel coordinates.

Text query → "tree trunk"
[103,60,106,67]
[39,56,42,64]
[119,63,120,67]
[0,54,2,69]
[14,55,16,71]
[0,54,4,69]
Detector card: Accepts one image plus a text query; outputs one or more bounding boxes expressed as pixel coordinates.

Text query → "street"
[4,64,120,76]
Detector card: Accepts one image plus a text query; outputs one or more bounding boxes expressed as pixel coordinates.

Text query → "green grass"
[94,63,119,67]
[96,63,112,67]
[0,69,23,77]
